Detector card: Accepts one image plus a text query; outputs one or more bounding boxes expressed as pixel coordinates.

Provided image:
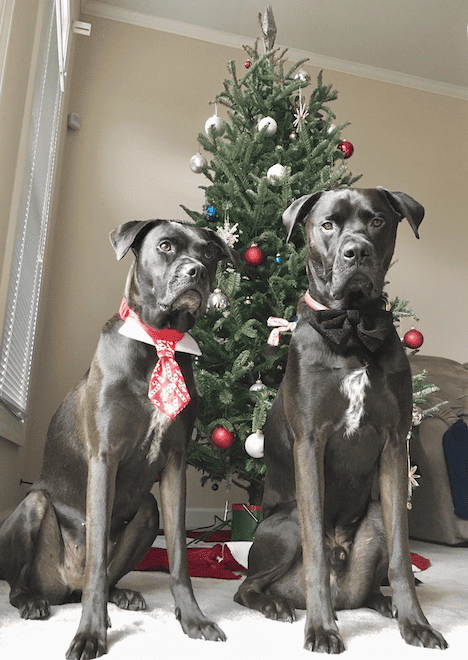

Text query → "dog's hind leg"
[0,490,66,619]
[107,492,159,610]
[234,506,301,623]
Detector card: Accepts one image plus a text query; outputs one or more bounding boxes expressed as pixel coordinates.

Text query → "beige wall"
[8,15,468,512]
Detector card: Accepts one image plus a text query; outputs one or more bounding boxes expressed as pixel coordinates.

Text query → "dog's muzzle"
[163,259,210,315]
[331,235,382,300]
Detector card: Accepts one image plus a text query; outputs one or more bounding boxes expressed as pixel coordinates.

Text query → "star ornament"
[293,94,309,132]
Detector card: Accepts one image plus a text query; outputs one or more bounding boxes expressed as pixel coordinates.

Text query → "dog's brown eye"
[159,241,172,252]
[322,221,334,231]
[372,218,385,228]
[204,249,215,260]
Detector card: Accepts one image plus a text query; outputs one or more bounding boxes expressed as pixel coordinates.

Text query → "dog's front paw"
[66,632,107,660]
[175,607,226,642]
[400,621,448,650]
[304,628,345,654]
[109,587,146,611]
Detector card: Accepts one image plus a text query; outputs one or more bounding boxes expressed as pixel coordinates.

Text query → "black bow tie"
[306,306,394,352]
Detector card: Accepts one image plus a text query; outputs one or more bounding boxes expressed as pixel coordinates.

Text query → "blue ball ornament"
[205,205,217,219]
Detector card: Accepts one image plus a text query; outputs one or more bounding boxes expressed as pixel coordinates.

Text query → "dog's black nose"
[342,241,370,265]
[185,262,207,281]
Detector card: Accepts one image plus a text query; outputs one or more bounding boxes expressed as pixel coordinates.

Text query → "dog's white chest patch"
[340,366,370,437]
[145,408,172,464]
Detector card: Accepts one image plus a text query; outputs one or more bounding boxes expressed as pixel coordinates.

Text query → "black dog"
[234,188,448,653]
[0,219,237,659]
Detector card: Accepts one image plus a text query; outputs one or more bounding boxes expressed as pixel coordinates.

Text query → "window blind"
[0,1,63,421]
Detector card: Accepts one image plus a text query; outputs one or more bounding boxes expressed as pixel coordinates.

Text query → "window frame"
[0,0,71,445]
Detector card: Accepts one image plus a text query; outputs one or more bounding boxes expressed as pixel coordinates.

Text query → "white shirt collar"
[118,316,202,356]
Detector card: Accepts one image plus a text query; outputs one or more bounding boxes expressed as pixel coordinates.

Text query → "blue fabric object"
[442,419,468,520]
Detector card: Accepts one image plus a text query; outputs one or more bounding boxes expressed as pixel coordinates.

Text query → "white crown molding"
[81,1,468,101]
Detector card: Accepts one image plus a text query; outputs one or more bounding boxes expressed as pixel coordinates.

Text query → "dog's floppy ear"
[282,192,324,241]
[110,220,161,260]
[202,228,240,267]
[376,187,424,239]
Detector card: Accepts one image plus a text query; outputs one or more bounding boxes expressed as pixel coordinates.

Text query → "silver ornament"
[249,379,266,392]
[294,69,311,83]
[207,288,228,313]
[259,6,277,52]
[189,153,207,173]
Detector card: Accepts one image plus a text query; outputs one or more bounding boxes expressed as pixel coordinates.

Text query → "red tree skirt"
[135,543,245,580]
[411,552,431,572]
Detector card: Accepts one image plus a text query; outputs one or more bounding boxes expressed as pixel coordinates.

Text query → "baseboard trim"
[185,508,227,531]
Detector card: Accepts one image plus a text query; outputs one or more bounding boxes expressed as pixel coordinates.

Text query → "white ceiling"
[81,0,468,98]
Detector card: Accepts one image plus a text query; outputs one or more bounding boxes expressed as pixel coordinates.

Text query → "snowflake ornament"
[216,217,241,247]
[293,93,309,132]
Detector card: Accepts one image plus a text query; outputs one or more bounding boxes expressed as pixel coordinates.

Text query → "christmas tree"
[390,298,445,509]
[183,8,360,504]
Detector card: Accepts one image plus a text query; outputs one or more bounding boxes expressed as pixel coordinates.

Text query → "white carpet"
[0,540,466,659]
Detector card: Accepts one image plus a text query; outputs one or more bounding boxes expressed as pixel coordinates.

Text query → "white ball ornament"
[189,153,207,173]
[245,430,264,459]
[267,163,286,183]
[205,114,224,136]
[257,116,277,136]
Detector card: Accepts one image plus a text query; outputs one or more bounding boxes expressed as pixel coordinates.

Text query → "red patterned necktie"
[118,299,191,420]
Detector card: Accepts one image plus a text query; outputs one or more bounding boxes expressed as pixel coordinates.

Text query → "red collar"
[118,298,184,344]
[304,290,329,311]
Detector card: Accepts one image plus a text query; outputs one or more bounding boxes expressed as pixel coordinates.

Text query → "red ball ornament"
[403,328,424,350]
[337,140,354,159]
[245,59,252,68]
[244,244,264,266]
[211,426,235,449]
